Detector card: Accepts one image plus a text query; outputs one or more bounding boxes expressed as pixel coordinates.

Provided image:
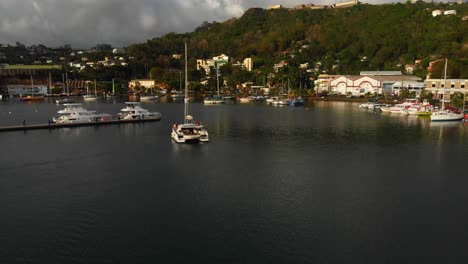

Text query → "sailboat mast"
[442,58,447,110]
[184,42,188,119]
[216,67,219,96]
[94,79,97,95]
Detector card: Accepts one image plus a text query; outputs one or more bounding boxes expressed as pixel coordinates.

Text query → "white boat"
[83,79,98,101]
[140,95,159,101]
[172,42,209,143]
[52,103,111,123]
[238,97,251,103]
[170,92,185,99]
[272,98,291,106]
[204,67,225,105]
[266,96,279,104]
[117,102,162,120]
[55,98,76,104]
[204,95,225,104]
[431,59,463,122]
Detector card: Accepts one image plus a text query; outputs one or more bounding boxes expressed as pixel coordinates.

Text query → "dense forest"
[124,2,467,92]
[1,2,467,94]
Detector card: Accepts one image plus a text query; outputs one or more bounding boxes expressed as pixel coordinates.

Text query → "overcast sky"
[0,0,460,48]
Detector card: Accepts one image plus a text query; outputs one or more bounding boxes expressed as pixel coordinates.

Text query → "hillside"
[126,2,467,84]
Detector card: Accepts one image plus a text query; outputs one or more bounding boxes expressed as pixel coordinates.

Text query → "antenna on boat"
[441,58,447,111]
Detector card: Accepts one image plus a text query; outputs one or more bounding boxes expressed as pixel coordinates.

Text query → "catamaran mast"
[184,42,188,120]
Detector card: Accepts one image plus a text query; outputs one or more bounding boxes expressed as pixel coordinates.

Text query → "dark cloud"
[0,0,450,48]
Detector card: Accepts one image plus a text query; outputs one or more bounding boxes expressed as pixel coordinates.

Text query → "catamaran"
[171,42,209,143]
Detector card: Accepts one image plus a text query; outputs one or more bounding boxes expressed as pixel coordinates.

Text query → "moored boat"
[172,42,209,143]
[117,102,162,120]
[52,103,111,123]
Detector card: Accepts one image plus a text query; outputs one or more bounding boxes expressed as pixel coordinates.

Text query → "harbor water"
[1,98,467,263]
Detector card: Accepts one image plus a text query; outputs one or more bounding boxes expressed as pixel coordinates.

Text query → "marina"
[1,99,468,263]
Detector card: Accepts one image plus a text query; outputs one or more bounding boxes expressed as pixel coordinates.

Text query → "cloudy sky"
[0,0,455,48]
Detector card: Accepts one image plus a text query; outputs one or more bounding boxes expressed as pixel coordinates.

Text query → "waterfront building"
[391,81,425,96]
[329,74,421,96]
[424,79,467,100]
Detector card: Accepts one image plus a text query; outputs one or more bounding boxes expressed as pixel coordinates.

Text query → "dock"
[0,118,162,133]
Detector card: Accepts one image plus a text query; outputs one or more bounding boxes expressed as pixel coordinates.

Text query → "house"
[172,54,182,59]
[432,10,442,17]
[274,60,288,73]
[243,58,253,72]
[444,10,457,16]
[405,64,416,74]
[267,5,282,10]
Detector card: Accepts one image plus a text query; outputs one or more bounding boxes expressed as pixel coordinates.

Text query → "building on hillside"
[432,10,442,17]
[405,64,416,74]
[243,58,253,72]
[444,10,457,16]
[267,5,282,10]
[274,60,288,73]
[197,54,230,74]
[424,79,467,100]
[330,0,359,9]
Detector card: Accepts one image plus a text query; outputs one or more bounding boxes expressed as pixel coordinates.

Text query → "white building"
[432,10,442,17]
[444,10,457,16]
[243,58,253,72]
[391,81,425,96]
[7,85,48,96]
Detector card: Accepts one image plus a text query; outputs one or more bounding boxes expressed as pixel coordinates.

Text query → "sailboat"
[170,72,185,99]
[430,58,463,122]
[204,67,225,104]
[171,42,209,143]
[140,86,159,101]
[83,79,98,101]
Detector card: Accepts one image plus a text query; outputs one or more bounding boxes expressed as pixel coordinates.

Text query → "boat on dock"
[52,103,111,124]
[117,102,162,120]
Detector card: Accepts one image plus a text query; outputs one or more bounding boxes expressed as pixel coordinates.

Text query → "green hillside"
[126,2,467,89]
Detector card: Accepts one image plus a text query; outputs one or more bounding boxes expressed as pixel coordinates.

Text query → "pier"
[0,118,161,133]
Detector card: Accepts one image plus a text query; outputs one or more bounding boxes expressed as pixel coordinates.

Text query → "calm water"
[1,97,467,263]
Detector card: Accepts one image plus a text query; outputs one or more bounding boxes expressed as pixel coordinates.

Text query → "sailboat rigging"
[430,58,463,122]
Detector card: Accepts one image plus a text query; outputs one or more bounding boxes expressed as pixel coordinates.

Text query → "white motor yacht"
[140,95,159,101]
[52,103,111,123]
[117,102,162,120]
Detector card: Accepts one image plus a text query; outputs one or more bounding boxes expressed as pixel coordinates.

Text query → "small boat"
[55,98,76,104]
[266,96,279,104]
[238,97,251,103]
[170,92,185,99]
[172,42,209,143]
[52,103,111,123]
[117,102,162,120]
[204,95,225,104]
[83,79,98,101]
[272,98,291,106]
[19,95,45,102]
[289,97,304,107]
[140,95,159,101]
